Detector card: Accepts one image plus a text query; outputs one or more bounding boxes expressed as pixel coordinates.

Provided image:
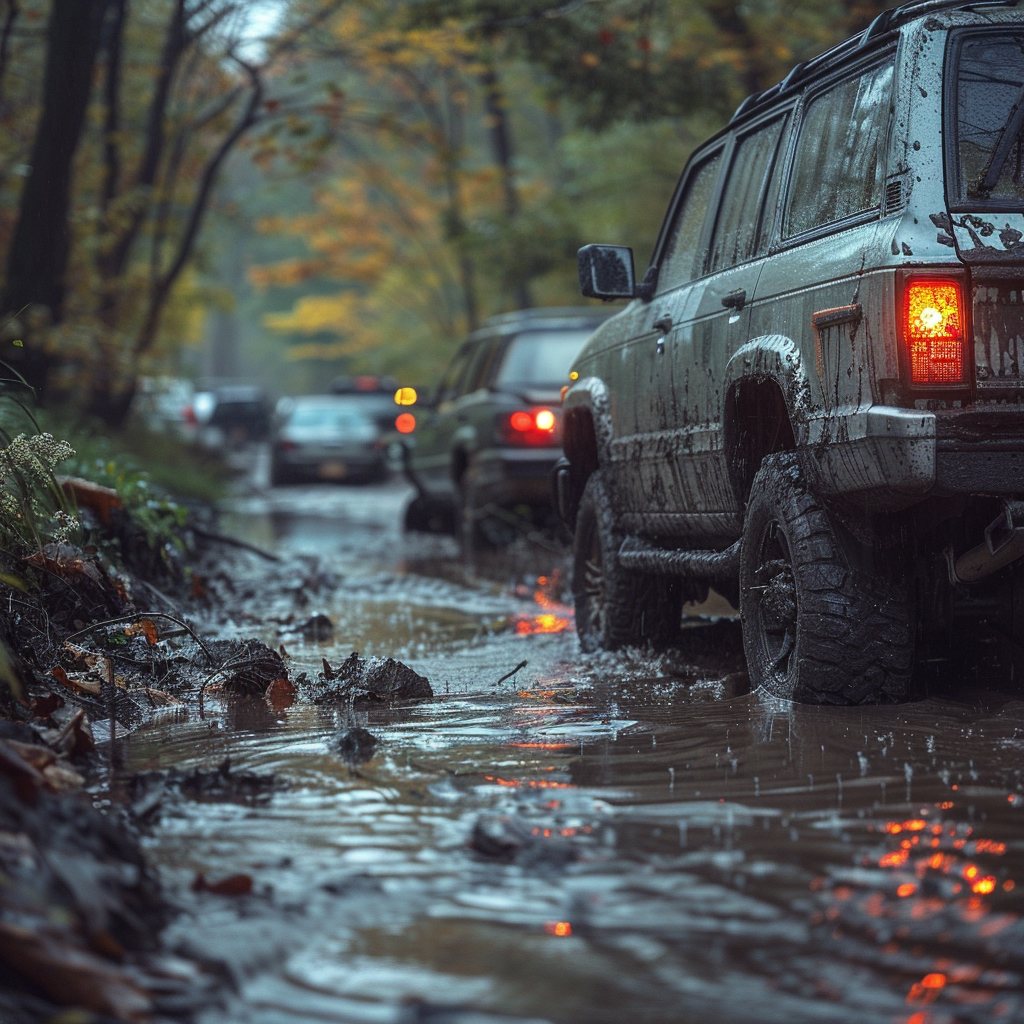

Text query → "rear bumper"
[805,405,1024,506]
[472,448,561,508]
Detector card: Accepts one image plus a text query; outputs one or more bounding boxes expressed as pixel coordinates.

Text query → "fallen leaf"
[143,687,182,707]
[5,740,56,771]
[30,693,64,720]
[191,872,253,896]
[265,677,296,711]
[0,921,151,1021]
[0,739,45,804]
[56,708,96,757]
[51,666,101,696]
[42,762,86,792]
[57,476,123,527]
[125,619,159,644]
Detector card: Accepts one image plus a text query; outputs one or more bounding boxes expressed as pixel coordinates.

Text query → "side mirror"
[578,244,636,300]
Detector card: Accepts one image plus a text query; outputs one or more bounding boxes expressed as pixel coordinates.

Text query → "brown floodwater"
[121,479,1024,1024]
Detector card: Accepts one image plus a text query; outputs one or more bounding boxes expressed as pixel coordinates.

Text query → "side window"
[784,62,894,238]
[656,151,723,293]
[707,117,787,273]
[436,344,473,404]
[466,338,500,392]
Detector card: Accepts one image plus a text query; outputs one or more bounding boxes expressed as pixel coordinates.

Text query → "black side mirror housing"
[578,244,636,300]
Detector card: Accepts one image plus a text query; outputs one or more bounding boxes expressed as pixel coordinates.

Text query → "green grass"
[58,417,230,505]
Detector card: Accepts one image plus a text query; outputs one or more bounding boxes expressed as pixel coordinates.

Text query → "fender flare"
[723,334,811,445]
[562,376,615,467]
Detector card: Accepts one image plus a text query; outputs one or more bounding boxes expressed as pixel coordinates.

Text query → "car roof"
[470,307,612,343]
[726,0,1016,132]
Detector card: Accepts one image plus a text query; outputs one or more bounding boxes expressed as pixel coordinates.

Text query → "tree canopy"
[0,0,899,412]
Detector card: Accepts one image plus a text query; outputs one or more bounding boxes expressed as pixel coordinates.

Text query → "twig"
[63,611,217,666]
[190,526,281,562]
[494,660,528,686]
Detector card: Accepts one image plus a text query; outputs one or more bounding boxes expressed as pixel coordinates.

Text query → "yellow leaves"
[265,293,361,336]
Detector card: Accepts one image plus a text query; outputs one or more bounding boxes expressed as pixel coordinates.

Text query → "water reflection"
[125,482,1024,1024]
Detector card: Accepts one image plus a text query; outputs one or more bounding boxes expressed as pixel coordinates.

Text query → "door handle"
[652,314,673,333]
[721,289,746,310]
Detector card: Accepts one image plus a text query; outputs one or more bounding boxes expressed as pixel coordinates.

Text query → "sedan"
[270,396,388,485]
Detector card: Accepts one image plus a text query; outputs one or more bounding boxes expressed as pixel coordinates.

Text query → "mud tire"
[572,471,683,652]
[739,452,912,704]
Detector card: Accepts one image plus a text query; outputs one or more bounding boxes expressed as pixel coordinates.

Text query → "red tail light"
[499,407,559,446]
[903,279,966,386]
[395,413,416,433]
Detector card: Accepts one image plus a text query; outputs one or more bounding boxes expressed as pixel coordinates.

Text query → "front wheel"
[739,452,913,704]
[571,471,682,652]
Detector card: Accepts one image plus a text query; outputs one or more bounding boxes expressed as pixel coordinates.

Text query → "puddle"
[120,482,1024,1023]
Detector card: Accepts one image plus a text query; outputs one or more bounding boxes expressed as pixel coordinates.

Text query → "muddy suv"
[402,308,608,546]
[558,0,1024,704]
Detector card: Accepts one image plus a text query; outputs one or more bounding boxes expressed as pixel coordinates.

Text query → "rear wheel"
[739,452,913,703]
[571,471,682,651]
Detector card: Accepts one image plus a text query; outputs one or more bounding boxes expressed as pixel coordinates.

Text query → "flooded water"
[122,476,1024,1024]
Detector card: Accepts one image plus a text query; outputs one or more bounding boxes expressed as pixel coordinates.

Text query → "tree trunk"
[1,0,109,397]
[480,59,531,311]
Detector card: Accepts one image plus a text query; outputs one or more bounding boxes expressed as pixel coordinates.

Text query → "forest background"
[0,0,901,423]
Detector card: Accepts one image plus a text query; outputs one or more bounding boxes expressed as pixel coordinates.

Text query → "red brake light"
[395,413,416,433]
[500,407,559,446]
[904,279,965,386]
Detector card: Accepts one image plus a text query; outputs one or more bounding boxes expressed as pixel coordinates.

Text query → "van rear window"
[493,330,593,390]
[954,33,1024,204]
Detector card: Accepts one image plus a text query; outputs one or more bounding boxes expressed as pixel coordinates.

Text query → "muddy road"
[121,466,1024,1024]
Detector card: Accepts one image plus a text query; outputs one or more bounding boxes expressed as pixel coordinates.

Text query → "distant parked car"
[399,307,609,546]
[206,386,272,445]
[270,395,388,485]
[132,377,195,436]
[329,374,400,430]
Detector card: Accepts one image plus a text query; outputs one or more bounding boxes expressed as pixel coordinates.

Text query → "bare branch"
[135,59,264,355]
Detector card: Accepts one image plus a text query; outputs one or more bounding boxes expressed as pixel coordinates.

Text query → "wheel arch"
[560,377,615,527]
[724,335,809,505]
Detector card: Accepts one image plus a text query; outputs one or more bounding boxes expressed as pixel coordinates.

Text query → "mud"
[114,476,1024,1024]
[5,469,1024,1023]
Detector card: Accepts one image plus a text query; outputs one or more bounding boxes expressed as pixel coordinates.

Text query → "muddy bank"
[0,497,357,1022]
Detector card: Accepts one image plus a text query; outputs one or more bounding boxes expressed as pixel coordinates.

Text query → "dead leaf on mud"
[56,708,96,757]
[125,619,159,644]
[5,739,56,771]
[265,677,296,711]
[51,665,101,696]
[42,762,86,792]
[0,739,46,803]
[191,872,254,896]
[58,476,124,527]
[30,693,64,721]
[142,687,182,708]
[0,921,151,1022]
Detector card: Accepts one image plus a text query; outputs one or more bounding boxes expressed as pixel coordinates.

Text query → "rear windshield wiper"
[979,78,1024,195]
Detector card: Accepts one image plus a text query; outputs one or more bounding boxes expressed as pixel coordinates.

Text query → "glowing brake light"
[500,407,559,446]
[904,279,965,386]
[395,412,416,433]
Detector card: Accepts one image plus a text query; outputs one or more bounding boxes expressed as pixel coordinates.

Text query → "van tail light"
[903,278,966,387]
[499,407,560,446]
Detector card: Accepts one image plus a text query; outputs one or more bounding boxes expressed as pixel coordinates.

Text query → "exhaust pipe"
[952,500,1024,583]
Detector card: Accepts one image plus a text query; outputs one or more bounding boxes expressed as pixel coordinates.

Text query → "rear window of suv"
[784,61,893,237]
[492,329,594,390]
[953,31,1024,205]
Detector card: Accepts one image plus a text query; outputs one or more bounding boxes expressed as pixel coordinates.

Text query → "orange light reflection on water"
[483,775,574,790]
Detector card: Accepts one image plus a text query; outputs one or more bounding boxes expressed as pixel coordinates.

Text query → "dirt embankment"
[0,482,345,1023]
